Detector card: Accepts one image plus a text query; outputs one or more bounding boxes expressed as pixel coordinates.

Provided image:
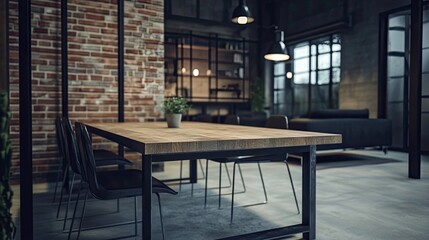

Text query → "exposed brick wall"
[8,0,164,183]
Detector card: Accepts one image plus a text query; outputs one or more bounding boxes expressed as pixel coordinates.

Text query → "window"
[272,34,341,117]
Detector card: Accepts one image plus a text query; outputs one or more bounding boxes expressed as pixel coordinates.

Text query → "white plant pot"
[166,113,182,128]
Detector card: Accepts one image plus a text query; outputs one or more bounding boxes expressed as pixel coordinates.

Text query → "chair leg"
[67,180,82,240]
[52,166,61,203]
[56,166,69,218]
[224,163,232,187]
[204,159,209,208]
[230,163,237,223]
[134,196,138,236]
[218,162,222,208]
[257,162,268,204]
[237,164,246,193]
[63,172,76,230]
[285,161,300,214]
[76,189,89,240]
[198,159,205,178]
[155,193,165,240]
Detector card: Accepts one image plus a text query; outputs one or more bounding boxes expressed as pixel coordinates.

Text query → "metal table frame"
[87,126,317,240]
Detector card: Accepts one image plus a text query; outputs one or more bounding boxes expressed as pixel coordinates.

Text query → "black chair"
[57,117,132,230]
[208,115,300,222]
[52,117,68,204]
[203,115,246,208]
[69,122,177,240]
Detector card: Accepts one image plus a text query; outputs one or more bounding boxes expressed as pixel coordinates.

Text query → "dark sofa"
[289,109,392,151]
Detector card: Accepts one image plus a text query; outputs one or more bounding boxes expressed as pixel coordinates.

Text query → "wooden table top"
[85,121,342,155]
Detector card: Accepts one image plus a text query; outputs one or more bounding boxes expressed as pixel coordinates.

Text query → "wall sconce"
[231,0,254,25]
[192,68,199,77]
[264,28,290,61]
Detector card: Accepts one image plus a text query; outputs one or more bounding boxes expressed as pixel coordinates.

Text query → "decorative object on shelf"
[231,0,254,25]
[264,27,290,61]
[163,96,190,128]
[0,91,16,240]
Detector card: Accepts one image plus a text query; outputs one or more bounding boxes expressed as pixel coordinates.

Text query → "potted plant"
[162,96,190,128]
[251,76,265,113]
[0,91,15,239]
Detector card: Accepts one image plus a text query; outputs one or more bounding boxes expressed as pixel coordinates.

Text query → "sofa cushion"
[308,109,369,119]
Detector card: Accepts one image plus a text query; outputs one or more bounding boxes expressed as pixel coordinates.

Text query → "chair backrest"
[265,115,288,129]
[195,114,212,123]
[61,117,82,175]
[55,117,66,164]
[224,115,240,125]
[74,122,102,197]
[265,115,289,160]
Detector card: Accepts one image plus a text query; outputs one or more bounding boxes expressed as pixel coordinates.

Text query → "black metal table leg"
[142,154,153,239]
[302,145,316,240]
[189,159,198,183]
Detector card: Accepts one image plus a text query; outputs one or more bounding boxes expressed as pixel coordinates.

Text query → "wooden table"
[84,121,341,240]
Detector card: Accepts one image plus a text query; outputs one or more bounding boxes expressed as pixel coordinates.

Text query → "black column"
[118,0,125,158]
[61,0,68,118]
[118,0,124,122]
[19,0,33,239]
[408,0,423,179]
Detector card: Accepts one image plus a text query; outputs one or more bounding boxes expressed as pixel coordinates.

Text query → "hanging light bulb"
[192,68,199,77]
[231,0,254,25]
[264,28,290,61]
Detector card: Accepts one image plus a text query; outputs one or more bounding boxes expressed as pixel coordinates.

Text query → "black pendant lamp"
[231,0,254,25]
[264,28,289,61]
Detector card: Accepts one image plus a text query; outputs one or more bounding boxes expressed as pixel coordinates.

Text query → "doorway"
[381,5,429,152]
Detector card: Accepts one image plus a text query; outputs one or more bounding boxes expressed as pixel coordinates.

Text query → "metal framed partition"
[18,0,127,238]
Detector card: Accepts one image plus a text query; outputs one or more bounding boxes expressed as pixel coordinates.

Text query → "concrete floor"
[11,150,429,239]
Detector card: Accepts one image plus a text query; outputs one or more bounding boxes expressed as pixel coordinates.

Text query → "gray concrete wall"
[340,0,409,117]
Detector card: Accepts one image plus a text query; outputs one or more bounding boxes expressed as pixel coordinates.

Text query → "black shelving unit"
[165,32,250,103]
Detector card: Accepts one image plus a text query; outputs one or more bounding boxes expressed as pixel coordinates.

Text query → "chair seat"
[93,149,133,166]
[96,169,177,199]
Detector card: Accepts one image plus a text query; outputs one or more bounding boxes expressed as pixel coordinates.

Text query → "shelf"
[165,56,213,61]
[166,74,216,78]
[215,61,244,65]
[187,98,249,103]
[165,73,245,81]
[165,57,243,65]
[217,76,245,81]
[210,88,241,98]
[166,41,248,54]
